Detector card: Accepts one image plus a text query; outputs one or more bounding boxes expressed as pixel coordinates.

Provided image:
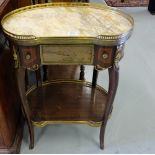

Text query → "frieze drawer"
[40,45,94,65]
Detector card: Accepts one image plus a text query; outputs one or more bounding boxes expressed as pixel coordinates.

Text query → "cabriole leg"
[100,64,119,149]
[16,68,34,149]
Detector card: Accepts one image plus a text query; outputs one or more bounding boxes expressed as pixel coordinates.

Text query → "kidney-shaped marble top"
[2,3,133,38]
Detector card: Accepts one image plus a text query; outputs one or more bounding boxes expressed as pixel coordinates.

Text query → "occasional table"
[1,2,134,150]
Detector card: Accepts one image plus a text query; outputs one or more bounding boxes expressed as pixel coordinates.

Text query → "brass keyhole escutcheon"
[26,53,31,60]
[102,53,108,59]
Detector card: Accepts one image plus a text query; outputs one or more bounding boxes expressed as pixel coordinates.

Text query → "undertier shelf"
[26,80,108,127]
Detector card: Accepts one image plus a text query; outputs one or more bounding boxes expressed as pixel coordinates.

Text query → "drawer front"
[40,45,94,65]
[94,46,114,68]
[19,46,40,68]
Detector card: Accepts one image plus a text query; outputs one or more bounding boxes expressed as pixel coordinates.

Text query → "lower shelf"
[26,80,108,127]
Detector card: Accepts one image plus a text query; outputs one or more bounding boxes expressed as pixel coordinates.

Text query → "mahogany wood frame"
[13,44,119,149]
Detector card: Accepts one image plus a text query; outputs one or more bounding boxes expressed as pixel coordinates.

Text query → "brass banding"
[32,121,102,127]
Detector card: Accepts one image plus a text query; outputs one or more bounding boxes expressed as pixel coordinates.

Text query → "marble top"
[2,3,133,38]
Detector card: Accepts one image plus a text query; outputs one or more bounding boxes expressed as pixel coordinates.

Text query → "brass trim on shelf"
[26,79,109,128]
[32,120,102,127]
[1,2,134,46]
[26,79,108,96]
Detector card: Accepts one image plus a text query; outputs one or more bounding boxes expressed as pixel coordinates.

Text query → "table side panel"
[18,46,41,68]
[94,46,114,68]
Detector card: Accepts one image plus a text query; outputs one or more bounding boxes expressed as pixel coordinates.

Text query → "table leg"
[35,69,42,87]
[100,64,119,149]
[148,0,155,15]
[79,65,85,80]
[25,69,29,91]
[32,0,35,4]
[43,65,48,81]
[16,68,34,149]
[92,66,99,87]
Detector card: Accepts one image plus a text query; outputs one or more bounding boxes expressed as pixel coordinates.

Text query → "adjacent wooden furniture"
[148,0,155,14]
[105,0,149,7]
[15,0,32,8]
[0,0,13,18]
[0,49,23,153]
[0,0,24,153]
[2,2,134,150]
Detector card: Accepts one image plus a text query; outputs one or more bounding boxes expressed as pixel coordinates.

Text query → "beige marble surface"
[2,5,132,38]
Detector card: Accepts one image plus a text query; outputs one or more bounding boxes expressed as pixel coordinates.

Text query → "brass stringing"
[114,44,124,67]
